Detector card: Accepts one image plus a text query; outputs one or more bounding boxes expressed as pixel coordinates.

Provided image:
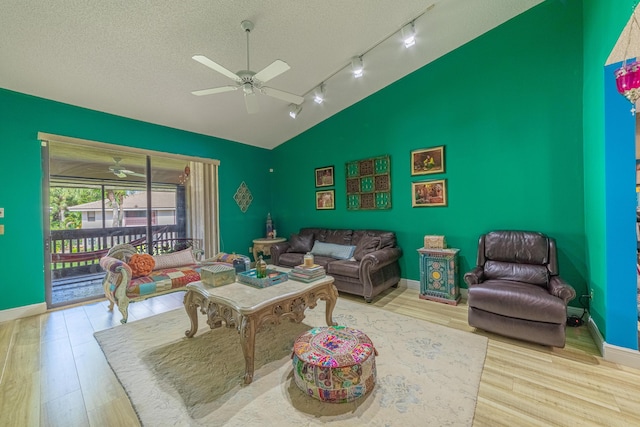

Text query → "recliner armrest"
[464,266,484,286]
[548,276,576,303]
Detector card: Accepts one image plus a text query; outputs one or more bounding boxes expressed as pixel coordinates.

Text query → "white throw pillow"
[153,248,196,270]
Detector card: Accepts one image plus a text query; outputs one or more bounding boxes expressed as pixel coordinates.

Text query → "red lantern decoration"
[614,6,640,115]
[615,61,640,114]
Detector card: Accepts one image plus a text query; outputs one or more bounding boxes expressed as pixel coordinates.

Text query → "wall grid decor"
[346,155,391,210]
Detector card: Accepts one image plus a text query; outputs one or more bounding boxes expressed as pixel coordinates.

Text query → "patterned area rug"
[95,298,488,426]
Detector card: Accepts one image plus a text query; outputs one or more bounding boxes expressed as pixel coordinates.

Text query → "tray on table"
[237,268,288,288]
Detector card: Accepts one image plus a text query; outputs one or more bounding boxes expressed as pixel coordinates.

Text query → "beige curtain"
[186,161,219,258]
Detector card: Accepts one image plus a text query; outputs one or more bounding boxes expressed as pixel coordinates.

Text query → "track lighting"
[289,103,303,119]
[313,83,326,104]
[401,22,416,48]
[301,5,432,114]
[351,56,364,78]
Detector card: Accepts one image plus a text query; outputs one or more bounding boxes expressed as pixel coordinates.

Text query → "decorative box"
[423,235,447,249]
[237,268,288,288]
[201,264,236,287]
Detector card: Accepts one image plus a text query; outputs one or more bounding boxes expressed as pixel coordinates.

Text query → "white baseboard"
[400,278,420,290]
[582,312,640,369]
[0,302,47,323]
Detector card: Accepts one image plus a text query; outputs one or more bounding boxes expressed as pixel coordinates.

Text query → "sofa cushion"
[468,280,566,323]
[288,233,314,253]
[324,229,353,245]
[128,253,155,278]
[484,260,549,286]
[311,240,356,260]
[484,231,549,264]
[152,248,197,270]
[327,260,360,279]
[354,235,381,261]
[125,266,202,298]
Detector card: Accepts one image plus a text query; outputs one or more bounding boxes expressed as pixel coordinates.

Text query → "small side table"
[417,247,460,305]
[252,237,286,261]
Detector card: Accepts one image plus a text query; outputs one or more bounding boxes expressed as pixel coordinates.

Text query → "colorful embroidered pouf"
[291,325,377,403]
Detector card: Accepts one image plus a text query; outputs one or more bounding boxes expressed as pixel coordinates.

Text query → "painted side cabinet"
[417,248,460,306]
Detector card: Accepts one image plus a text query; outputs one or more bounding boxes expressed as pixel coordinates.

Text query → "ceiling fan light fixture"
[289,103,303,119]
[401,22,416,48]
[242,82,254,95]
[313,83,326,104]
[351,56,364,78]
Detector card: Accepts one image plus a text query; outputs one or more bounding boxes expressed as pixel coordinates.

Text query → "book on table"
[294,264,323,272]
[288,272,326,283]
[291,267,325,278]
[289,264,326,282]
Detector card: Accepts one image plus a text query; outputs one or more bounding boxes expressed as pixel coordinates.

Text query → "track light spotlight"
[314,83,326,104]
[351,56,364,78]
[401,22,416,48]
[289,103,303,118]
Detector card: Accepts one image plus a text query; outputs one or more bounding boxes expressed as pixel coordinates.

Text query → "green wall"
[273,0,587,298]
[0,88,271,311]
[583,0,638,349]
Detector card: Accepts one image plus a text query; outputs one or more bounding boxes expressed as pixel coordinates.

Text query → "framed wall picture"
[315,166,334,187]
[412,179,447,207]
[316,190,335,210]
[411,145,445,175]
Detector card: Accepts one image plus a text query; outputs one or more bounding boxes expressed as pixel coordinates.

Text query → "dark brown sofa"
[464,230,576,347]
[271,228,402,302]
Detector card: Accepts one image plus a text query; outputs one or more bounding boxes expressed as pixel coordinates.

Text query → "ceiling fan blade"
[191,86,238,96]
[120,169,146,177]
[192,55,241,82]
[114,171,127,178]
[244,92,260,114]
[261,86,304,105]
[253,60,290,83]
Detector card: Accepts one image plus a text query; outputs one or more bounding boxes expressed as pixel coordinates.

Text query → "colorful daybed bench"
[99,243,249,323]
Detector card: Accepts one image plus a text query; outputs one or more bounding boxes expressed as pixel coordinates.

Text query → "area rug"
[95,299,488,426]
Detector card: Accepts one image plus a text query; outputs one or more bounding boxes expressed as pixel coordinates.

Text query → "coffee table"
[183,269,338,384]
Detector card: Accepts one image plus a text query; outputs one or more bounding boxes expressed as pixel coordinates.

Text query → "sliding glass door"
[42,137,218,308]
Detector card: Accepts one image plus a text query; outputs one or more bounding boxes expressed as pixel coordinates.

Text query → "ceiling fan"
[109,157,145,178]
[191,20,304,114]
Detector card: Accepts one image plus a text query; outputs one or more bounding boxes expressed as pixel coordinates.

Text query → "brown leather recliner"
[464,230,576,347]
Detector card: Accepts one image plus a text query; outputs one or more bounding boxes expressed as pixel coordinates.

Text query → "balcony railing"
[50,225,185,279]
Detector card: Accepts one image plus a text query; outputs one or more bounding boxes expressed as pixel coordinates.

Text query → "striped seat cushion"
[118,265,202,298]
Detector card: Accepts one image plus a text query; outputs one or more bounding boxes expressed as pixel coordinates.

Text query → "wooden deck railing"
[50,225,185,279]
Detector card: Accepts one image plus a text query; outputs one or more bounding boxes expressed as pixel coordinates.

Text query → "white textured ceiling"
[1,0,542,149]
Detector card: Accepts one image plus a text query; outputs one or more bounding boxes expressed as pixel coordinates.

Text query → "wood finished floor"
[1,286,639,426]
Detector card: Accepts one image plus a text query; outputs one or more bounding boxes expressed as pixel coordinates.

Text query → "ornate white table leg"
[324,283,339,326]
[239,315,257,384]
[184,290,199,338]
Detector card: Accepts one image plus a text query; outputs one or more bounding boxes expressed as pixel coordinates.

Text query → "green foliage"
[49,187,102,230]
